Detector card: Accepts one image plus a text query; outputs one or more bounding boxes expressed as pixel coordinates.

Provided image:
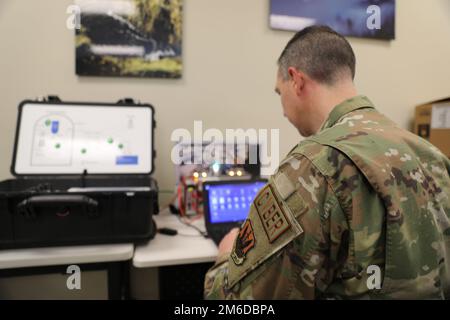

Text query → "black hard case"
[0,98,158,249]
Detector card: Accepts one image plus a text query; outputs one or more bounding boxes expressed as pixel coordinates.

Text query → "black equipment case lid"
[11,97,156,177]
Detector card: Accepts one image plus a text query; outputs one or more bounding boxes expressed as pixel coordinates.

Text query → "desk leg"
[122,261,131,299]
[107,261,130,300]
[107,262,122,300]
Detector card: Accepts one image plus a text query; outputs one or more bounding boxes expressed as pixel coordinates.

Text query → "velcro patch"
[231,220,256,266]
[274,172,296,200]
[255,185,291,243]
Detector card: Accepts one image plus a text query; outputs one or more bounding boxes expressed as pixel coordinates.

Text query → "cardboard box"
[414,97,450,158]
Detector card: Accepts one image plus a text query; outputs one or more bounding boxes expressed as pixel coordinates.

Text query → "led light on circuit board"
[212,162,220,174]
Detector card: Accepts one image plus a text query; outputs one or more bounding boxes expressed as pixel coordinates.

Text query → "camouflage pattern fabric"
[204,95,450,299]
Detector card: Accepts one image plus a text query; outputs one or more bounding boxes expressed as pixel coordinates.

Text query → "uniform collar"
[318,95,375,132]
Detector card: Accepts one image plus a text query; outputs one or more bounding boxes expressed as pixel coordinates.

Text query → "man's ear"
[288,67,304,97]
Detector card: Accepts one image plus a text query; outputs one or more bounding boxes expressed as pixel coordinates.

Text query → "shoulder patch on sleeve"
[227,183,305,289]
[255,184,291,243]
[274,172,296,200]
[231,219,256,266]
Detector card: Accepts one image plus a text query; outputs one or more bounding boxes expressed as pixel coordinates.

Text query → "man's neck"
[311,83,358,134]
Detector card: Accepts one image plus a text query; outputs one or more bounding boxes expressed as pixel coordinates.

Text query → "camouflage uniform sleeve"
[445,155,450,175]
[204,154,349,299]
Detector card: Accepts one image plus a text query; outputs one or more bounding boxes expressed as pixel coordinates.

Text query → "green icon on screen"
[45,120,51,126]
[118,144,124,149]
[55,143,61,149]
[108,138,114,144]
[81,148,87,154]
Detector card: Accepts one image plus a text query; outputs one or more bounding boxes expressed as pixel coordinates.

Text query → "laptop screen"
[204,180,267,224]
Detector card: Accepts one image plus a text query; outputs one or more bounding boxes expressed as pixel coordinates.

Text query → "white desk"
[133,212,218,268]
[0,243,134,299]
[0,243,134,270]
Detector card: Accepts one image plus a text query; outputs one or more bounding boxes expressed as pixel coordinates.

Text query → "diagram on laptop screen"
[16,104,152,174]
[31,115,75,166]
[31,114,137,167]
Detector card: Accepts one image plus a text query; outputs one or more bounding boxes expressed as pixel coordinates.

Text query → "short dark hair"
[278,25,356,85]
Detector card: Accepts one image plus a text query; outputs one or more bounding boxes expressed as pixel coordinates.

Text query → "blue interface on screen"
[206,181,266,224]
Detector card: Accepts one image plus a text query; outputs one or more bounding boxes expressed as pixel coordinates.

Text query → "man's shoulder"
[291,107,447,179]
[309,107,440,160]
[283,138,358,180]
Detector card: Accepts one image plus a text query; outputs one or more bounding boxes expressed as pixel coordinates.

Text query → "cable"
[176,215,208,238]
[177,179,185,216]
[177,232,204,238]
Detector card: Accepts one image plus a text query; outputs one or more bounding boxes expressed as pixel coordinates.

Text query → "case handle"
[117,98,139,105]
[17,195,99,219]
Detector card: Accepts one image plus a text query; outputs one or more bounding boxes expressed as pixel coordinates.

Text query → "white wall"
[0,0,449,194]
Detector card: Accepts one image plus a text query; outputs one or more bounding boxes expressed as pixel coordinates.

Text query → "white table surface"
[133,211,218,268]
[0,243,134,270]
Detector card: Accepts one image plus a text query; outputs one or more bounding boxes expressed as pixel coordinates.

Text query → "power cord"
[176,215,208,238]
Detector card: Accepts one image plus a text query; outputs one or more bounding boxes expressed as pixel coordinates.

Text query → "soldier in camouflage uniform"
[204,26,450,299]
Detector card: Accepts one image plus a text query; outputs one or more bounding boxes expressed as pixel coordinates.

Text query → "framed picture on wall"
[75,0,182,78]
[270,0,395,40]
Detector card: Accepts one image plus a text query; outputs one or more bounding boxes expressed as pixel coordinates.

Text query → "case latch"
[36,95,62,103]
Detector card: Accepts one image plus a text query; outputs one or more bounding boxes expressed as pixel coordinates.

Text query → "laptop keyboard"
[208,223,241,246]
